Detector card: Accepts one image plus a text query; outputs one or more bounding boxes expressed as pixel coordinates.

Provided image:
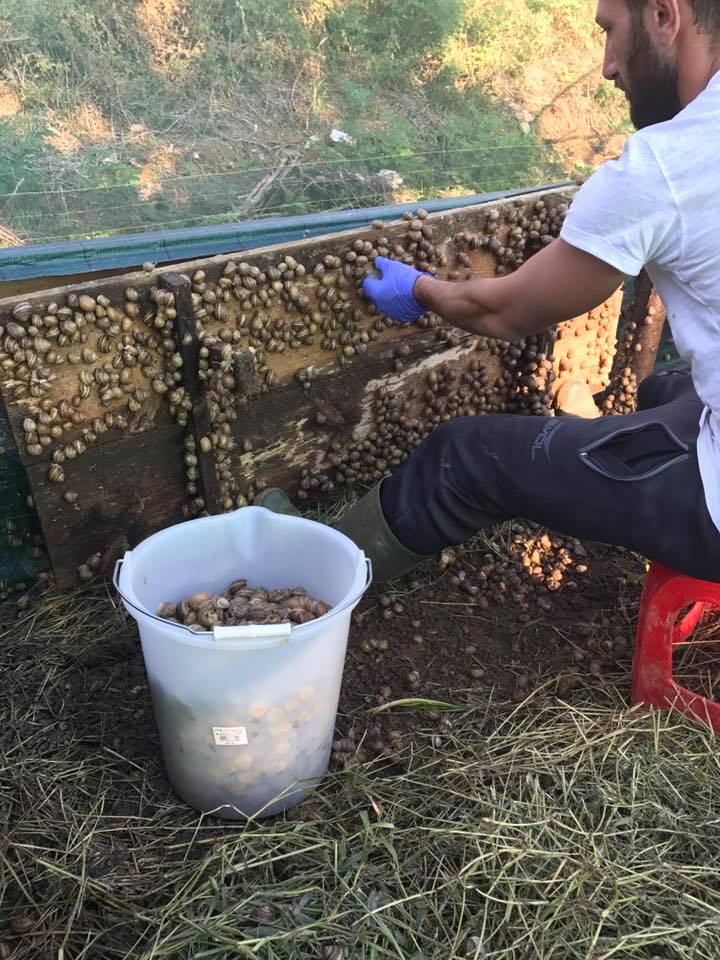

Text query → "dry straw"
[2,582,720,958]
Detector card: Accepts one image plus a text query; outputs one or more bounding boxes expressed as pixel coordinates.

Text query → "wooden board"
[0,266,138,301]
[0,186,633,587]
[226,329,510,501]
[27,422,187,588]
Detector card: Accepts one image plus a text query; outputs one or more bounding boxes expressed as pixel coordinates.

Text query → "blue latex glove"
[363,256,430,324]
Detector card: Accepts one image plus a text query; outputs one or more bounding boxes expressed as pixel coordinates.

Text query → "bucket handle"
[113,555,372,639]
[213,621,292,645]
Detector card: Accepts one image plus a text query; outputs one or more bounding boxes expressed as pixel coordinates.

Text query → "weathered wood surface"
[0,198,509,470]
[0,266,132,301]
[161,272,224,515]
[608,269,666,384]
[0,185,634,587]
[227,329,509,500]
[28,422,187,588]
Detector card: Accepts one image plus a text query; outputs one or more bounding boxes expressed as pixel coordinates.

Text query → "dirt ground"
[334,531,643,764]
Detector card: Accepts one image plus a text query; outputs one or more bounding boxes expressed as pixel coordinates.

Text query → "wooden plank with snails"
[161,272,224,515]
[225,327,511,503]
[0,186,643,587]
[27,422,188,588]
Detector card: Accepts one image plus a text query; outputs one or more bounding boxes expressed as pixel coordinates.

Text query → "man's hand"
[362,256,430,324]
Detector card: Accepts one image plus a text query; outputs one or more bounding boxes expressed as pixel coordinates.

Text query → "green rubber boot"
[256,483,430,583]
[254,487,302,518]
[334,483,431,583]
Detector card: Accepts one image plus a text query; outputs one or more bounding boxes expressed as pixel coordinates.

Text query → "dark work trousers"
[380,372,720,583]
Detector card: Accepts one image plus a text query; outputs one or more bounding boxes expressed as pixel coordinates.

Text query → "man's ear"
[646,0,682,48]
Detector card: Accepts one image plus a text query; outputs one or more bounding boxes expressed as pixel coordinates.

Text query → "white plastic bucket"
[114,506,371,819]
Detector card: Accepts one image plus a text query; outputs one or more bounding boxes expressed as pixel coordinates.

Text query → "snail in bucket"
[157,579,331,630]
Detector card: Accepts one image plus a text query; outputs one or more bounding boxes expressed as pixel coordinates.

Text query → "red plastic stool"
[631,561,720,731]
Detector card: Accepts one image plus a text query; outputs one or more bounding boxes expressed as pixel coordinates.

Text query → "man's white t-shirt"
[560,69,720,533]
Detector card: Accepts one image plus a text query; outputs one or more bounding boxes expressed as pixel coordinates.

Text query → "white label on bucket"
[212,726,249,746]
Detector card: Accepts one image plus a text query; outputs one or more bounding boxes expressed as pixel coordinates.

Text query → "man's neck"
[677,33,720,107]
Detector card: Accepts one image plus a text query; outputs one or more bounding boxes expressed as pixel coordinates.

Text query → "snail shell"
[78,294,96,313]
[12,301,33,322]
[6,321,26,339]
[228,600,249,622]
[188,591,212,610]
[197,603,219,629]
[289,609,315,624]
[286,595,312,611]
[268,588,291,603]
[9,916,33,935]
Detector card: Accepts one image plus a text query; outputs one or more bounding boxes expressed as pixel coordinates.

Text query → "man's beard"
[626,22,682,128]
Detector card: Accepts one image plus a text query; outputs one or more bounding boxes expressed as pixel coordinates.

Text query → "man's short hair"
[628,0,720,35]
[687,0,720,33]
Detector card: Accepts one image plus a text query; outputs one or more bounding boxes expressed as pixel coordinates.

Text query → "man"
[261,0,720,584]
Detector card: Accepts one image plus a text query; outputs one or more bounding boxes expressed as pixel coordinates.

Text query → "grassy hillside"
[0,0,629,245]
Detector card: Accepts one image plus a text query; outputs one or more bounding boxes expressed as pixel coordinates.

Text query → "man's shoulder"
[593,130,664,182]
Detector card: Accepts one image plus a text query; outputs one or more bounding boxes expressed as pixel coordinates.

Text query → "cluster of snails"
[294,333,556,501]
[446,197,568,279]
[496,332,557,416]
[434,521,590,620]
[177,213,451,511]
[601,366,638,415]
[600,302,658,414]
[330,358,489,490]
[0,284,194,512]
[177,197,570,503]
[344,521,594,719]
[554,296,621,390]
[77,551,103,583]
[313,386,427,496]
[338,533,597,757]
[156,579,330,630]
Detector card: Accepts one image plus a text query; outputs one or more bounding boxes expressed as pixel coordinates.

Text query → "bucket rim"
[117,505,360,567]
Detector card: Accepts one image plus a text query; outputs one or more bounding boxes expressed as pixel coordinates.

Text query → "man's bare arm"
[414,238,625,340]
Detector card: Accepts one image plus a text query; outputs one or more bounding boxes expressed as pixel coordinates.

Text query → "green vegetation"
[0,0,626,244]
